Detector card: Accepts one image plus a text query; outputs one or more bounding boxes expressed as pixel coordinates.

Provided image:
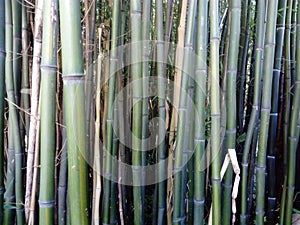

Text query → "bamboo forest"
[1,0,300,224]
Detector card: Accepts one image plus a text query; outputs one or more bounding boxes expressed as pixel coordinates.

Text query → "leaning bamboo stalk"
[173,0,197,224]
[255,1,278,224]
[25,0,44,219]
[59,0,89,224]
[284,3,300,223]
[222,1,241,224]
[39,0,58,223]
[0,0,5,223]
[240,1,265,224]
[209,0,222,223]
[92,26,103,225]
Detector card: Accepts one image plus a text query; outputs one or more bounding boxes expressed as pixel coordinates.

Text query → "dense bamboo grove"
[1,0,300,224]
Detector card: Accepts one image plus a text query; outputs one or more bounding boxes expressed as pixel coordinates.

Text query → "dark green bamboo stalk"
[59,0,89,224]
[130,1,144,224]
[12,0,22,106]
[237,0,250,134]
[267,1,288,223]
[39,0,58,224]
[193,0,208,224]
[102,1,120,223]
[284,4,300,223]
[0,0,5,223]
[255,1,278,224]
[173,1,196,224]
[209,0,221,224]
[222,1,241,224]
[240,1,265,224]
[156,0,166,224]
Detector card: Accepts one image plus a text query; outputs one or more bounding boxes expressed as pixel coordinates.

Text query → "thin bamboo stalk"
[240,1,265,224]
[21,0,30,138]
[39,0,58,223]
[59,0,89,224]
[0,0,5,223]
[256,1,278,224]
[284,3,300,223]
[193,0,208,224]
[209,0,221,223]
[25,0,44,219]
[102,1,120,223]
[12,0,22,106]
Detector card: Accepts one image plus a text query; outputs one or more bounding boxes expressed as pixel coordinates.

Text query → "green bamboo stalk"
[12,0,22,106]
[284,3,300,223]
[240,1,265,224]
[58,125,68,225]
[141,0,151,212]
[255,1,278,224]
[236,0,250,134]
[39,0,58,224]
[59,0,89,224]
[193,0,208,224]
[156,0,166,224]
[222,1,241,224]
[0,0,5,223]
[267,1,288,223]
[21,0,30,139]
[173,0,196,224]
[4,0,24,223]
[209,0,221,223]
[130,0,144,224]
[102,1,120,223]
[4,2,15,223]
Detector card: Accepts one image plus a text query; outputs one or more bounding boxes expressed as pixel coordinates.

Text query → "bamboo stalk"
[267,0,288,223]
[284,3,300,223]
[240,1,265,224]
[4,6,16,224]
[173,0,196,224]
[0,0,5,223]
[59,0,89,224]
[209,0,221,223]
[130,1,143,224]
[193,0,208,224]
[102,1,120,223]
[25,0,44,219]
[222,1,241,224]
[156,1,166,224]
[255,1,278,224]
[39,0,58,223]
